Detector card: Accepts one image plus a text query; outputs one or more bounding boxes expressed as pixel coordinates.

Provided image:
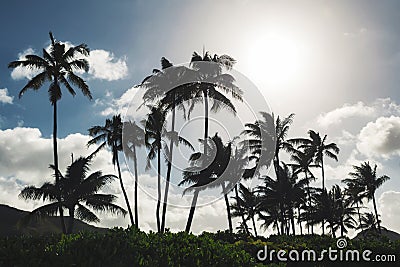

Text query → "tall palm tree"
[273,114,296,175]
[9,32,91,233]
[290,130,339,190]
[19,156,126,234]
[188,51,243,155]
[288,149,317,234]
[123,120,145,227]
[144,106,193,232]
[347,162,390,233]
[88,114,134,226]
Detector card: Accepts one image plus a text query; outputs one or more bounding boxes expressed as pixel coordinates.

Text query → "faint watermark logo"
[257,237,396,263]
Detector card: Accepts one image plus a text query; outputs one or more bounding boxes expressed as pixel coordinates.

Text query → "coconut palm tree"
[231,184,260,236]
[359,212,379,232]
[9,32,91,233]
[88,114,134,226]
[19,156,126,234]
[342,179,365,232]
[347,162,390,233]
[288,149,317,234]
[122,120,145,227]
[188,51,243,155]
[290,130,339,190]
[273,114,296,175]
[144,106,193,232]
[180,133,230,233]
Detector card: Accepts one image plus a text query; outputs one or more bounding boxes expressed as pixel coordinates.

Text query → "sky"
[0,0,400,235]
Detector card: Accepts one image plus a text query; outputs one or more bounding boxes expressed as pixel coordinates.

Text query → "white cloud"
[379,191,400,232]
[10,48,42,80]
[0,126,239,233]
[0,88,13,104]
[87,50,128,81]
[317,101,375,127]
[11,45,128,82]
[357,116,400,159]
[317,98,400,128]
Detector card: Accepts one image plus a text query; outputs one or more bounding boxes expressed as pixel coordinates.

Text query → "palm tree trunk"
[331,225,336,238]
[53,100,66,234]
[156,148,161,233]
[356,202,364,235]
[321,158,325,235]
[291,211,296,235]
[203,89,209,155]
[67,207,75,234]
[234,184,249,235]
[251,215,258,237]
[221,182,233,233]
[297,207,303,235]
[161,103,176,233]
[185,190,199,233]
[116,152,134,226]
[132,145,139,228]
[372,194,381,233]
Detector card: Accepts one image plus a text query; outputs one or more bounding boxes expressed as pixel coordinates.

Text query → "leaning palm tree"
[180,133,230,233]
[342,179,365,232]
[123,120,145,227]
[347,162,390,233]
[88,114,134,226]
[19,156,126,234]
[9,32,91,233]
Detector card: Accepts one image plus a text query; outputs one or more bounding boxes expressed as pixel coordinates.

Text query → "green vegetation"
[0,228,398,266]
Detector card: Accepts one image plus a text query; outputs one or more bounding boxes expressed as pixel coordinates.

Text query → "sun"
[245,32,307,87]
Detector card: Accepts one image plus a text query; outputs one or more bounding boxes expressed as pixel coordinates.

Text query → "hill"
[0,204,108,236]
[353,227,400,241]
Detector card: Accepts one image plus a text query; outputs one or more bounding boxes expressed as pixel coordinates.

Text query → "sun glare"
[245,32,308,87]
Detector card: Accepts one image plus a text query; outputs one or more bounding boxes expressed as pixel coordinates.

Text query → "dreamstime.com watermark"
[256,238,397,263]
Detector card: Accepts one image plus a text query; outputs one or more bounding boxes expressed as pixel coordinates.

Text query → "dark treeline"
[8,32,390,238]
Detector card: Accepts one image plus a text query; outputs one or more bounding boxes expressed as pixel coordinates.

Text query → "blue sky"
[0,0,400,234]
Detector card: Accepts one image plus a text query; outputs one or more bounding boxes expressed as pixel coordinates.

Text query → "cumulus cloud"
[87,50,128,81]
[0,127,240,233]
[357,116,400,158]
[317,101,375,127]
[0,88,13,104]
[379,191,400,232]
[10,44,128,81]
[317,98,400,128]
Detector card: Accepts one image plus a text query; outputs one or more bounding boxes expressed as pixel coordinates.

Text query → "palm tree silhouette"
[288,149,317,234]
[144,106,193,232]
[231,184,260,236]
[359,212,379,232]
[139,57,193,233]
[188,51,242,156]
[88,114,134,226]
[9,32,91,233]
[180,133,230,233]
[123,120,145,227]
[19,156,126,234]
[273,114,296,175]
[343,179,365,233]
[347,162,390,233]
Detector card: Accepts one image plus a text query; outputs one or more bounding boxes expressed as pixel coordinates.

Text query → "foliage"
[1,229,398,266]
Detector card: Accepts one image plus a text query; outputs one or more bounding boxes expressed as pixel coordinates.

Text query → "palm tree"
[180,133,230,233]
[123,120,145,227]
[19,156,126,234]
[88,114,134,226]
[9,32,91,233]
[347,162,390,233]
[188,51,243,156]
[343,179,365,233]
[290,130,339,190]
[273,114,296,175]
[288,149,317,234]
[231,184,260,236]
[144,106,193,232]
[242,112,276,172]
[359,212,379,232]
[329,185,357,237]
